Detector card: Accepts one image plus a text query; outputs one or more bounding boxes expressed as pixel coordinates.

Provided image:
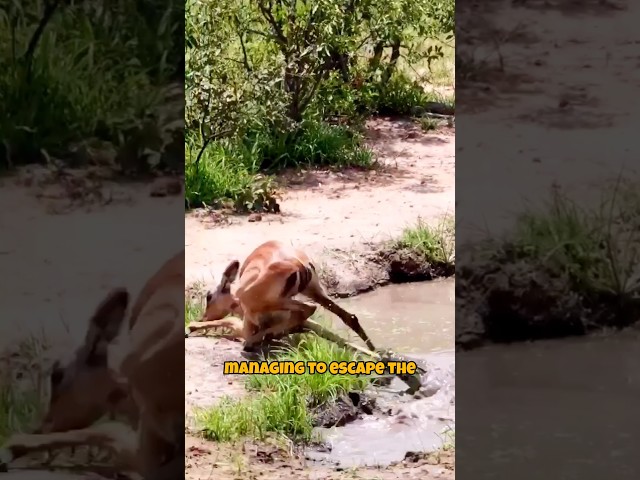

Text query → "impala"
[185,240,376,352]
[0,250,184,479]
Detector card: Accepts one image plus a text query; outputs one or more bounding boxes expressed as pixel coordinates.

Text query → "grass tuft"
[394,215,455,266]
[184,121,373,210]
[508,184,640,297]
[0,335,49,442]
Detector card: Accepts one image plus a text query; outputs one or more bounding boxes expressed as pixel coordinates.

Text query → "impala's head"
[202,260,242,321]
[38,289,130,434]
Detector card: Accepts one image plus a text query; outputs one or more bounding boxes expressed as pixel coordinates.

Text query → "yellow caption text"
[223,360,417,375]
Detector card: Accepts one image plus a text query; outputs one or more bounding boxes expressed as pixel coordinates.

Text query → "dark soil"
[456,250,640,350]
[319,243,455,298]
[311,391,377,428]
[378,247,455,283]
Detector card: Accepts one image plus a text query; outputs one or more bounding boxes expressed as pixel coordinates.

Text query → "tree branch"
[23,0,62,80]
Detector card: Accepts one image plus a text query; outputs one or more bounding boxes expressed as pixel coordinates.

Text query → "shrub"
[0,0,182,170]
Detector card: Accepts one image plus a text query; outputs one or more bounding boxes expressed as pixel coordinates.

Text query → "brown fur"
[186,240,376,351]
[0,251,185,478]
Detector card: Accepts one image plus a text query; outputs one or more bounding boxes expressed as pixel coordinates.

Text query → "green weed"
[394,215,456,266]
[0,335,49,442]
[509,184,640,296]
[185,295,204,327]
[184,138,280,210]
[0,1,181,169]
[251,122,373,171]
[184,120,372,210]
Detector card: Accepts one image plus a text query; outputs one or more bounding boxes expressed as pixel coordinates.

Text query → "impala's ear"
[219,260,240,292]
[82,288,129,366]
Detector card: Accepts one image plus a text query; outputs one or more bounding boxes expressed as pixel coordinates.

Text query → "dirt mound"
[378,247,455,283]
[456,250,640,349]
[308,243,456,299]
[312,391,377,428]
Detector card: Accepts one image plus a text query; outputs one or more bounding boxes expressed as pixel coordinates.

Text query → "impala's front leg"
[185,317,244,339]
[0,422,138,472]
[303,280,376,351]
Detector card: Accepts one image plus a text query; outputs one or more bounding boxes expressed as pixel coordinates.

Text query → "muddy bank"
[310,243,454,298]
[456,248,640,350]
[185,119,454,287]
[186,436,454,480]
[454,0,640,349]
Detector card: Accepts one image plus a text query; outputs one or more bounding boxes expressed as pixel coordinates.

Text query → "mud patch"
[185,435,454,480]
[307,352,454,468]
[312,391,377,428]
[185,337,247,421]
[317,244,455,298]
[456,248,640,350]
[378,247,455,283]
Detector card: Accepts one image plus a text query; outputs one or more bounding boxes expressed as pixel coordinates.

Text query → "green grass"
[505,184,640,296]
[394,215,455,265]
[185,295,204,327]
[0,335,49,442]
[184,139,270,210]
[251,121,373,171]
[185,121,372,209]
[0,2,180,168]
[440,426,455,451]
[195,320,370,443]
[0,388,41,442]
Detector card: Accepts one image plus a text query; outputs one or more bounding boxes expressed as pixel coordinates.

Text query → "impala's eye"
[206,291,213,304]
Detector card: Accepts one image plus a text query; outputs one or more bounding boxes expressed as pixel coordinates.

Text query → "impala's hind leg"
[243,301,316,351]
[261,304,317,340]
[302,277,376,351]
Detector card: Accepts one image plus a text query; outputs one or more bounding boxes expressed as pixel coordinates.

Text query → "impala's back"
[110,250,185,465]
[235,240,316,308]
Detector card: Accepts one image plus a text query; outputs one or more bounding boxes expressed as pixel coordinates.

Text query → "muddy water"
[308,280,455,468]
[457,329,640,480]
[326,278,455,354]
[308,350,455,468]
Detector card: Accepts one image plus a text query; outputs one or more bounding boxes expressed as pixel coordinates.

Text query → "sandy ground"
[0,175,184,350]
[457,0,640,244]
[185,118,455,288]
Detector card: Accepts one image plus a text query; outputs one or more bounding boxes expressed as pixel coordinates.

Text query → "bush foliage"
[0,0,183,173]
[185,0,454,209]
